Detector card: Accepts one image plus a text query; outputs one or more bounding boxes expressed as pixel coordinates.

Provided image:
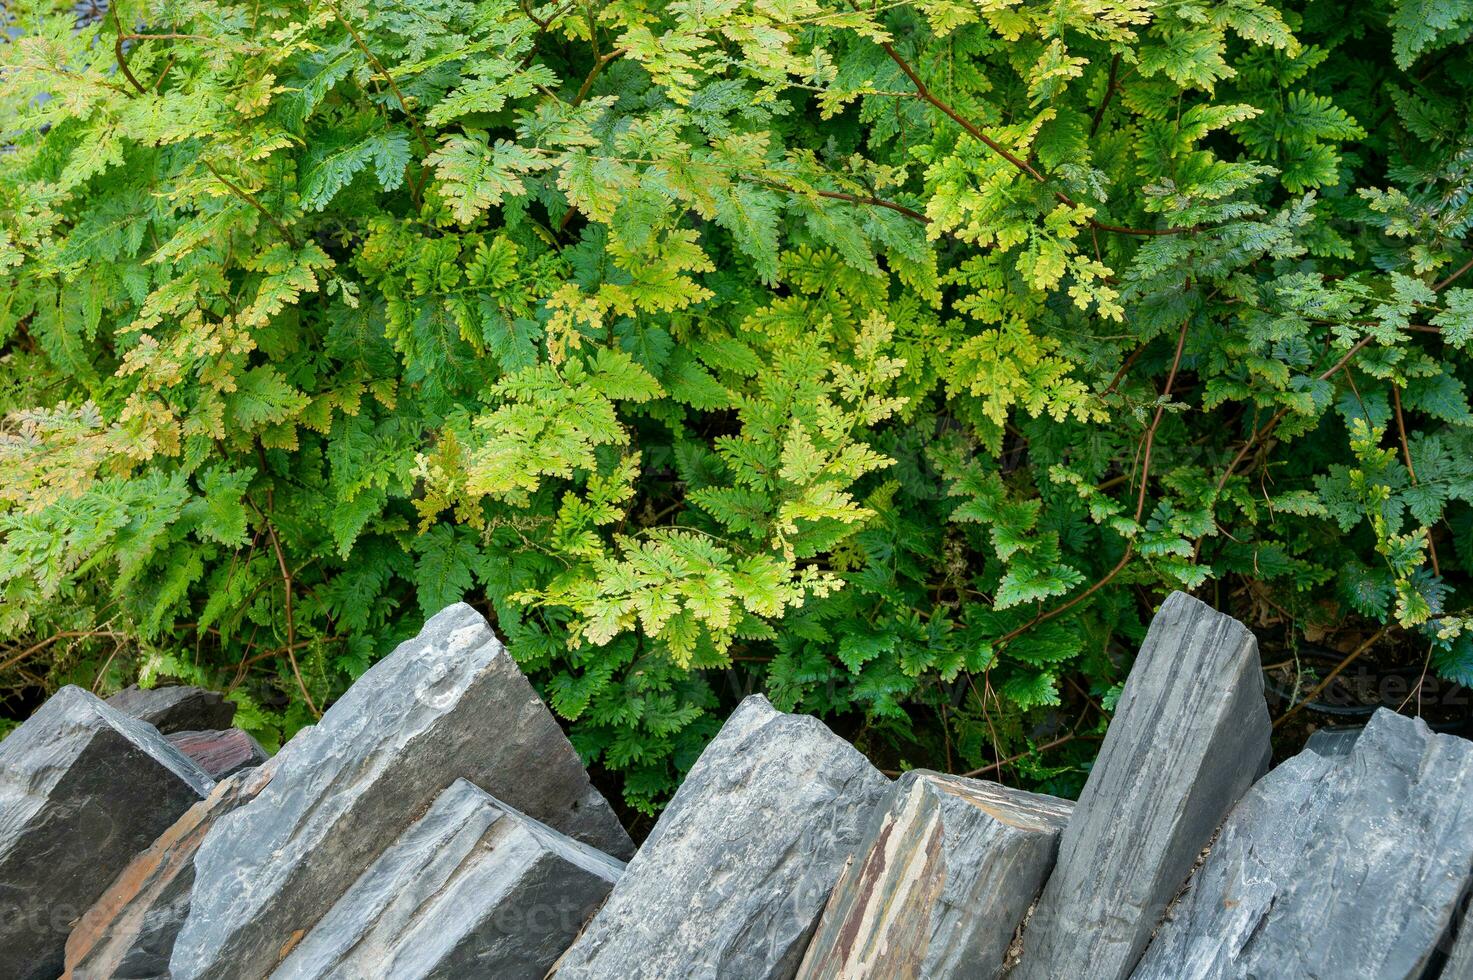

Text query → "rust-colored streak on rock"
[62,763,275,978]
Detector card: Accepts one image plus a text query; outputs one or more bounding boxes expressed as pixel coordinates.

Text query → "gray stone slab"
[106,684,235,734]
[797,770,1071,980]
[273,779,624,980]
[1131,708,1473,980]
[1013,591,1271,980]
[553,695,889,980]
[1304,725,1362,757]
[0,686,213,980]
[64,763,275,980]
[1443,899,1473,980]
[169,603,631,980]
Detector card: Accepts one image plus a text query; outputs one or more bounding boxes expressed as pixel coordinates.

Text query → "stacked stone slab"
[63,763,276,979]
[1132,708,1473,979]
[1303,725,1362,757]
[554,695,889,979]
[273,779,624,979]
[797,770,1072,980]
[168,602,631,980]
[0,686,214,980]
[167,727,271,779]
[1012,591,1272,980]
[1445,904,1473,980]
[106,683,236,733]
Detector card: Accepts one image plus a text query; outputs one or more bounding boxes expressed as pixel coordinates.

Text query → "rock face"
[0,686,213,980]
[63,763,275,980]
[273,779,624,979]
[1013,591,1271,980]
[169,603,631,980]
[166,728,270,779]
[554,694,889,980]
[1444,902,1473,980]
[106,684,236,734]
[1304,725,1362,757]
[1132,708,1473,980]
[797,770,1071,980]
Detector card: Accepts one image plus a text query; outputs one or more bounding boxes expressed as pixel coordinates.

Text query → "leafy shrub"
[1,0,1470,806]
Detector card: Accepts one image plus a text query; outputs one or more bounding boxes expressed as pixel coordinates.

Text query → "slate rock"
[1304,725,1362,758]
[797,770,1071,980]
[170,603,631,980]
[0,686,213,980]
[166,728,270,779]
[64,763,276,980]
[554,694,889,980]
[273,779,624,979]
[1131,708,1473,980]
[1013,591,1271,980]
[106,684,235,734]
[1443,899,1473,980]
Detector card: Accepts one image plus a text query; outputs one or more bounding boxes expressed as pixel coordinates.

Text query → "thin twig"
[572,46,625,105]
[1273,626,1389,729]
[247,491,321,717]
[0,630,126,675]
[1089,53,1121,137]
[200,160,300,248]
[1392,385,1440,575]
[1434,254,1473,292]
[857,14,1197,238]
[112,10,147,94]
[959,732,1079,778]
[1135,319,1190,521]
[335,7,430,155]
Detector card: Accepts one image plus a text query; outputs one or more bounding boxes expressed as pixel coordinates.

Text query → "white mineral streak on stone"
[272,779,623,979]
[169,603,630,980]
[798,770,1071,979]
[553,694,889,980]
[1012,591,1271,980]
[1132,708,1473,980]
[0,686,213,980]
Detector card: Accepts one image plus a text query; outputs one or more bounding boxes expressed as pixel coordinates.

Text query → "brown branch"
[1434,253,1473,292]
[248,492,321,718]
[200,160,299,248]
[810,188,929,224]
[994,322,1190,646]
[572,46,625,106]
[1392,385,1441,575]
[1273,626,1389,729]
[332,5,434,164]
[1089,53,1121,137]
[112,10,148,94]
[1102,342,1147,395]
[1135,319,1190,522]
[958,732,1080,778]
[865,24,1196,238]
[1317,335,1374,382]
[1,630,126,675]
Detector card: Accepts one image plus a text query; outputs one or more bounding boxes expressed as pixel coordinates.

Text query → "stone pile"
[2,592,1472,979]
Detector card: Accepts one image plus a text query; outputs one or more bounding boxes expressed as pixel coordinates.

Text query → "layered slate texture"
[0,686,214,980]
[1132,708,1473,980]
[1013,590,1272,980]
[167,727,270,779]
[106,684,236,734]
[64,764,275,980]
[169,602,632,980]
[797,770,1071,980]
[273,779,624,980]
[554,694,890,980]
